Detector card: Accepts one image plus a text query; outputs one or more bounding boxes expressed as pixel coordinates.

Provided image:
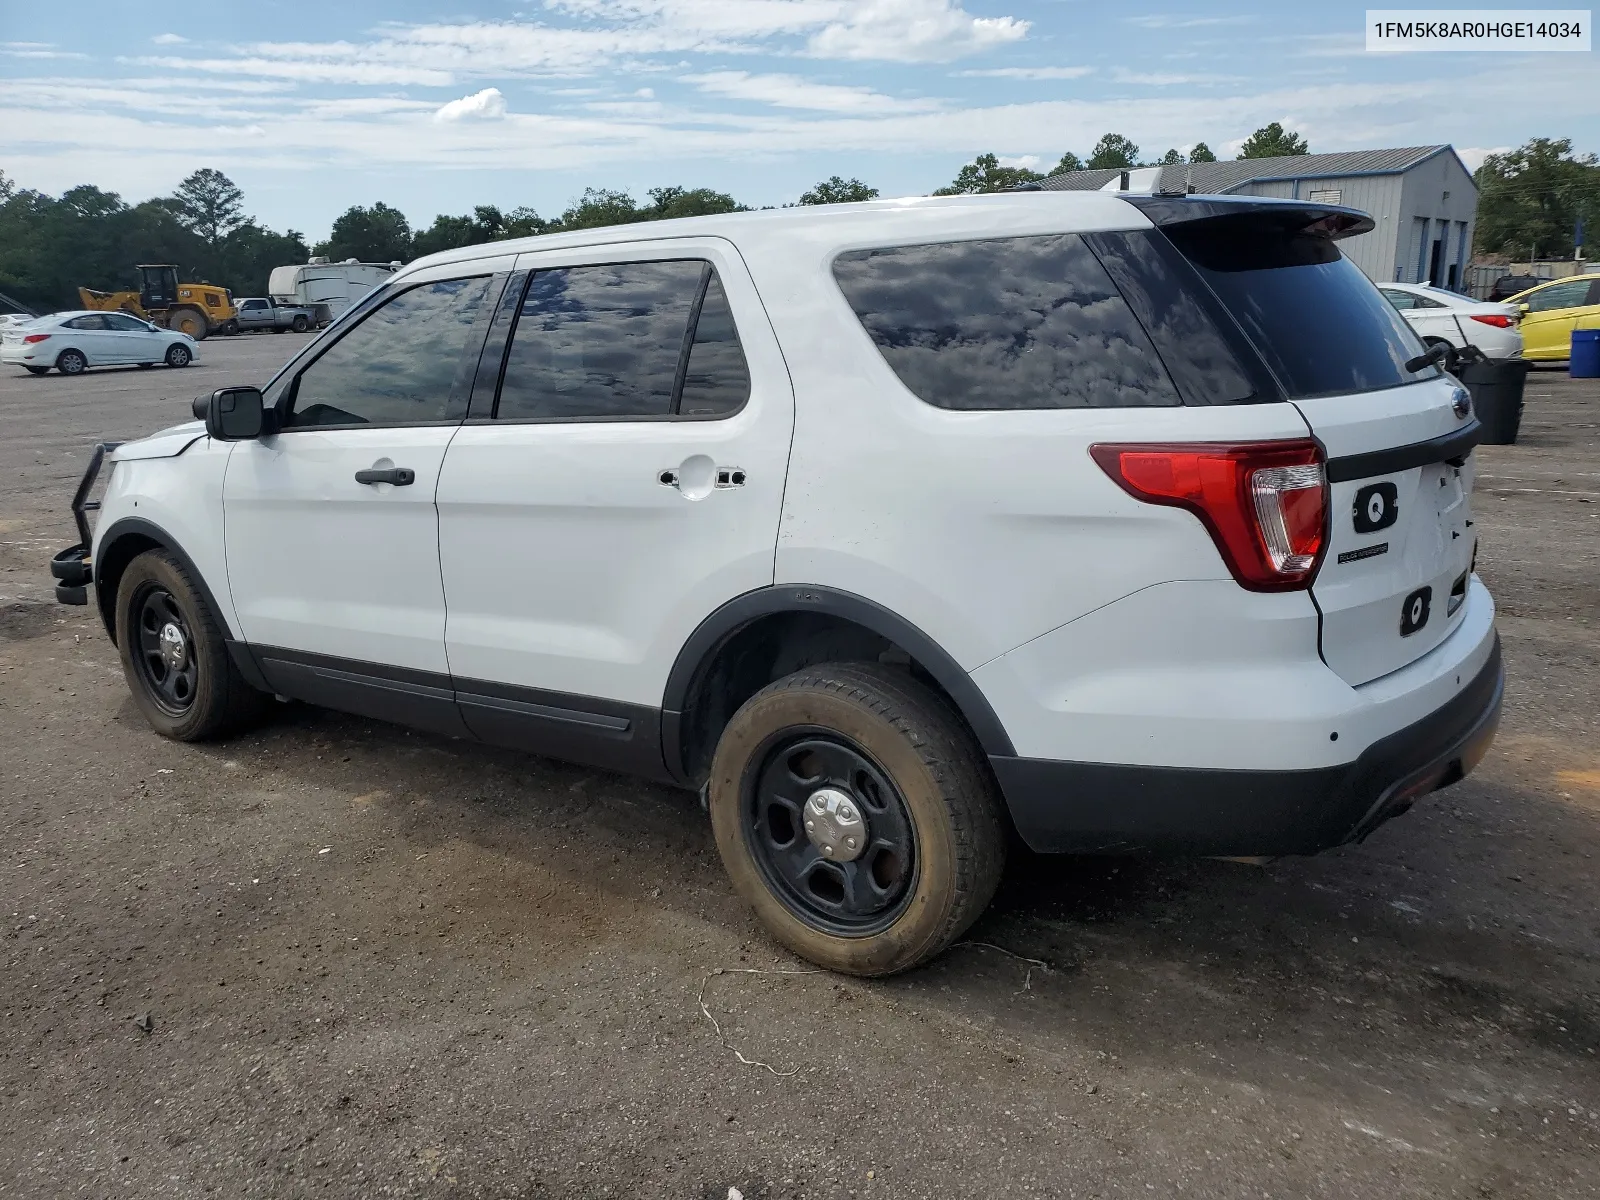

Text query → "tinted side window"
[1084,229,1268,406]
[678,273,751,417]
[1161,215,1436,399]
[104,313,149,331]
[66,315,108,330]
[286,277,492,428]
[1380,289,1417,310]
[498,261,705,420]
[1527,280,1590,312]
[832,235,1180,411]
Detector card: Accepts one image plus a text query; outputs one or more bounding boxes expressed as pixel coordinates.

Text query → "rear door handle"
[354,467,415,486]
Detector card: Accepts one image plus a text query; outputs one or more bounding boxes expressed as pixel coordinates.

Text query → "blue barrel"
[1572,328,1600,378]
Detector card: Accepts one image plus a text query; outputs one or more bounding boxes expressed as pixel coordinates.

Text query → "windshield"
[1161,214,1440,400]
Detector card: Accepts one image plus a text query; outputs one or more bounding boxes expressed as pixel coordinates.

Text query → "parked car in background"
[1378,283,1522,368]
[1487,274,1543,303]
[1505,276,1600,361]
[234,297,316,334]
[2,310,198,375]
[0,313,36,332]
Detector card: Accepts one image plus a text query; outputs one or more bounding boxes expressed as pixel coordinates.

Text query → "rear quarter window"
[832,234,1181,411]
[1159,214,1438,399]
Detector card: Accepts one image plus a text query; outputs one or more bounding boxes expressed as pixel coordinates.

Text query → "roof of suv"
[400,191,1155,279]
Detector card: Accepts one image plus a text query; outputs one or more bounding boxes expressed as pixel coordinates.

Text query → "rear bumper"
[991,635,1503,856]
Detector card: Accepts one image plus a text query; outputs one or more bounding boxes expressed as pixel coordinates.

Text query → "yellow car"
[1507,275,1600,360]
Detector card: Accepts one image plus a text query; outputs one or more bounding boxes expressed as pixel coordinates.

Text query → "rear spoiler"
[1123,195,1375,241]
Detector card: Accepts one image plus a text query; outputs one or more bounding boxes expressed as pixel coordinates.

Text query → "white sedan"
[1,310,200,376]
[1377,283,1522,367]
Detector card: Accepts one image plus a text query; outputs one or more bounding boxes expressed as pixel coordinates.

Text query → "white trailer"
[267,258,400,326]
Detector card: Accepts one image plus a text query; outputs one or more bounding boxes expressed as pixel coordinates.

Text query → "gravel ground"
[1,337,1597,1199]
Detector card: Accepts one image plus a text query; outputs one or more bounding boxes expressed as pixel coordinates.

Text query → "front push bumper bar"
[990,635,1504,857]
[49,441,121,606]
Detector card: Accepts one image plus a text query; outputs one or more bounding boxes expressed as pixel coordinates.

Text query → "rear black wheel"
[115,549,269,741]
[24,365,49,375]
[709,663,1006,976]
[56,349,87,375]
[291,315,309,332]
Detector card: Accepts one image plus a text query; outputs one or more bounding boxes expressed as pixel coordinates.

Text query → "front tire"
[115,549,269,741]
[56,349,87,375]
[708,663,1006,976]
[165,343,191,368]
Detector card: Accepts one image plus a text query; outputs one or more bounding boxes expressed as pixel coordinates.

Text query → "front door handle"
[355,467,415,486]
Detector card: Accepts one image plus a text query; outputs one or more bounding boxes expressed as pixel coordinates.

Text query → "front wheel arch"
[95,519,231,645]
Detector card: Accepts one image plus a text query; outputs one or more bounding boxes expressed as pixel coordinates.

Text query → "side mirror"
[1519,302,1531,314]
[202,386,266,440]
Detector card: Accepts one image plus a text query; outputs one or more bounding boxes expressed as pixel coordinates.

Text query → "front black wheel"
[115,549,269,740]
[709,663,1006,976]
[165,343,191,368]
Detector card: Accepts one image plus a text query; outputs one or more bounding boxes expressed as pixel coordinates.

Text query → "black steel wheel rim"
[743,729,919,936]
[131,584,198,715]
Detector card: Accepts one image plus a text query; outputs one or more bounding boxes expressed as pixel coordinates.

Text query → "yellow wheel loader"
[78,265,237,340]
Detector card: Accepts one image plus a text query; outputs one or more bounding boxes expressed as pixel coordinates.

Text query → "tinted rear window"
[1160,215,1438,399]
[832,234,1180,411]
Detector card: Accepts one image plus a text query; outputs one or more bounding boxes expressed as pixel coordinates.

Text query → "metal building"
[1039,145,1479,288]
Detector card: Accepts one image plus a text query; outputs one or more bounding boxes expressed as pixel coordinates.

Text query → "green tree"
[1087,134,1140,170]
[314,201,412,263]
[932,153,1044,195]
[411,204,511,258]
[1474,138,1600,259]
[798,176,879,205]
[172,168,246,245]
[1048,151,1084,176]
[1237,123,1309,159]
[215,221,309,295]
[556,188,641,230]
[503,206,549,238]
[1187,142,1217,163]
[1159,148,1184,166]
[644,186,744,220]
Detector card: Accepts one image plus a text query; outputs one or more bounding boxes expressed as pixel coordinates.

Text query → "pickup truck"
[234,297,317,333]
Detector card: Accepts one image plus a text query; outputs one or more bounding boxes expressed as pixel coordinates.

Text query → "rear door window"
[1159,214,1439,399]
[832,234,1180,411]
[1526,280,1591,312]
[495,260,749,421]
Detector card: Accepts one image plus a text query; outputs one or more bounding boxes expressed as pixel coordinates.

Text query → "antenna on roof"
[1186,166,1196,194]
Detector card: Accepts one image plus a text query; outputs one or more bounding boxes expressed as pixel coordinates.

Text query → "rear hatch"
[1152,202,1478,685]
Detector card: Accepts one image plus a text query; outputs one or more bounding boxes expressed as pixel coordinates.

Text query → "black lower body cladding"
[990,637,1503,857]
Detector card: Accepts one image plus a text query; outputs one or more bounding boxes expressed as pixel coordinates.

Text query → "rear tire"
[708,663,1007,976]
[170,308,208,341]
[24,365,49,375]
[56,349,87,376]
[114,549,269,741]
[165,343,191,368]
[291,315,309,333]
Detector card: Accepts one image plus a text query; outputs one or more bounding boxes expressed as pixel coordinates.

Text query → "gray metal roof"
[1039,145,1461,194]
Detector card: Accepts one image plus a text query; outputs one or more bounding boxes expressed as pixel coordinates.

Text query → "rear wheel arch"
[663,586,1015,787]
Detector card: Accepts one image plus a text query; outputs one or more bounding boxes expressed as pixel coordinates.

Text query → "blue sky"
[2,1,1596,239]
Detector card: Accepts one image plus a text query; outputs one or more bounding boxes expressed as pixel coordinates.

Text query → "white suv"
[49,193,1502,976]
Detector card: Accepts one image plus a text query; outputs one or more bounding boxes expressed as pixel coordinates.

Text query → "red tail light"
[1470,314,1513,328]
[22,333,51,344]
[1090,440,1328,591]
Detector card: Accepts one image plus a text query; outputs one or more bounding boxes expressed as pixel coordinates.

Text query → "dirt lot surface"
[2,338,1598,1199]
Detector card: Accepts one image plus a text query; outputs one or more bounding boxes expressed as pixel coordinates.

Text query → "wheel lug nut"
[805,820,815,830]
[845,837,857,848]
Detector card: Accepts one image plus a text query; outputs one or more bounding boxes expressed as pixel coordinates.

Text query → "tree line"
[4,126,1592,312]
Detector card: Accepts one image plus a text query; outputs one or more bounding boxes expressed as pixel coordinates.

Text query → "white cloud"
[131,54,454,86]
[2,42,87,60]
[434,88,508,122]
[955,65,1093,80]
[151,33,187,45]
[1124,14,1254,29]
[1111,69,1244,86]
[997,154,1040,169]
[807,0,1028,62]
[1456,146,1509,172]
[682,70,941,113]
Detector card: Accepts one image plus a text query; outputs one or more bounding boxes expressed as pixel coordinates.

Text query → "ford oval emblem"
[1451,386,1471,419]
